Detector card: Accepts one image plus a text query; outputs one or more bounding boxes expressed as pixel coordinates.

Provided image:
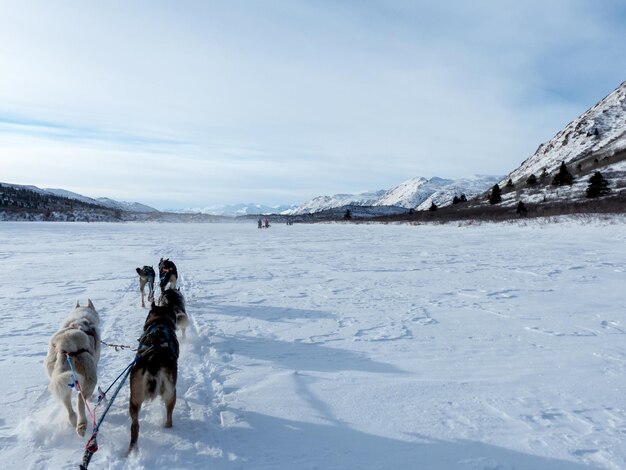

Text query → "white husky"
[44,300,101,436]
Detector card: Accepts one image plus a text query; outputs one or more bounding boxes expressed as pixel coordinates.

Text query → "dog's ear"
[151,301,156,309]
[87,299,95,309]
[76,300,81,308]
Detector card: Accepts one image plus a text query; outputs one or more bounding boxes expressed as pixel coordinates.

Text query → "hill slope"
[505,80,626,187]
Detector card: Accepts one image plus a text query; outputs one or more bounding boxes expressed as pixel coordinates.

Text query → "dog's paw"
[76,422,87,437]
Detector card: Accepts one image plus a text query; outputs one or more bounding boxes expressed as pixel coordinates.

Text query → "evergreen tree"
[429,201,437,211]
[452,196,460,205]
[552,162,574,186]
[489,184,502,205]
[526,174,537,186]
[343,209,352,220]
[585,171,611,198]
[459,194,467,202]
[516,201,528,216]
[506,178,514,190]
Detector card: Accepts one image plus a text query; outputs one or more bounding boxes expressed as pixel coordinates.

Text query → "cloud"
[1,1,625,208]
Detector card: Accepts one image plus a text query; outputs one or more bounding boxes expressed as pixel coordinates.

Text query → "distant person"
[258,218,263,229]
[264,217,270,228]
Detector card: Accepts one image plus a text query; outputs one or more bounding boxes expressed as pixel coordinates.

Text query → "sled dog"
[136,265,156,308]
[128,301,179,453]
[159,288,189,340]
[44,300,101,436]
[158,258,178,292]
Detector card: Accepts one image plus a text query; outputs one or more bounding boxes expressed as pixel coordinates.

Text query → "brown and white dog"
[127,301,179,453]
[158,288,189,340]
[44,300,101,436]
[136,265,156,308]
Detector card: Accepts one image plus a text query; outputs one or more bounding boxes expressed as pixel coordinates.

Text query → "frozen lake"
[1,220,625,469]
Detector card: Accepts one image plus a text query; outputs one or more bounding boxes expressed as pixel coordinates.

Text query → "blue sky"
[1,1,625,210]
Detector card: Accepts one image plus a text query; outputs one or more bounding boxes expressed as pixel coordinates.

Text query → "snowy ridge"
[179,203,296,217]
[506,80,626,185]
[5,184,160,213]
[374,177,445,207]
[95,197,159,213]
[415,175,503,210]
[287,175,501,215]
[283,189,386,215]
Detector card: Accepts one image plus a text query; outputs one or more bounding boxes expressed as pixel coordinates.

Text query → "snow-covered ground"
[1,220,625,470]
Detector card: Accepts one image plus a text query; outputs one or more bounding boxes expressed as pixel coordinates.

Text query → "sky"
[1,1,625,210]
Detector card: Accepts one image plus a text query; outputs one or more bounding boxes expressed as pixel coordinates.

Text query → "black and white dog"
[135,266,155,308]
[158,258,178,292]
[159,288,189,340]
[128,301,179,454]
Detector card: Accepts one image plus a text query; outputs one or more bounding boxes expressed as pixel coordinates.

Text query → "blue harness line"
[78,323,174,468]
[78,347,152,470]
[65,352,97,428]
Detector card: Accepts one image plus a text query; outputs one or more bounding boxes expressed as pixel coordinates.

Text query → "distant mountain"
[0,182,234,222]
[285,176,500,215]
[43,188,158,213]
[283,190,387,215]
[1,182,125,221]
[95,197,159,213]
[179,203,296,216]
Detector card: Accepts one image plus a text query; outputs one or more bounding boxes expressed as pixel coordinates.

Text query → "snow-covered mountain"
[376,175,502,210]
[94,197,159,213]
[373,177,446,208]
[415,175,503,210]
[179,203,296,217]
[504,80,626,186]
[286,176,501,215]
[283,190,387,215]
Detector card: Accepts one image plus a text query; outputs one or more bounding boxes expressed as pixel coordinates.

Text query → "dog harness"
[137,323,178,358]
[63,348,91,357]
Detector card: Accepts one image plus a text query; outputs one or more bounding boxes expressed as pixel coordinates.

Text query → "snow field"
[0,220,625,469]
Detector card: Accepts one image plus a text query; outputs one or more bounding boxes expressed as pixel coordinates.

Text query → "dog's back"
[136,265,155,281]
[159,288,189,339]
[46,328,98,398]
[128,304,179,452]
[137,266,156,306]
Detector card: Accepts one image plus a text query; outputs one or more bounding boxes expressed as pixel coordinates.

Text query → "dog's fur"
[158,258,178,292]
[136,265,156,308]
[44,300,101,436]
[128,302,179,453]
[158,288,189,340]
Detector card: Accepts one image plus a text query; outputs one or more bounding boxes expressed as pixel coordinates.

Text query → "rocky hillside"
[0,183,228,222]
[485,80,626,211]
[0,183,127,221]
[506,80,626,186]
